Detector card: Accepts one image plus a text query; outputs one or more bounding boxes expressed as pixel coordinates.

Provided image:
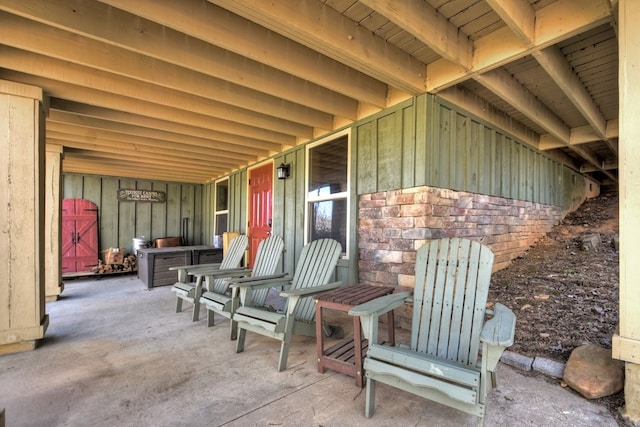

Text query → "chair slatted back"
[411,238,494,366]
[210,234,248,293]
[289,238,342,321]
[247,235,285,305]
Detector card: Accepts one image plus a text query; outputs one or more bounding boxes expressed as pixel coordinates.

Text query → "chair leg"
[191,299,200,322]
[207,309,215,327]
[236,328,246,353]
[278,336,292,372]
[229,319,238,341]
[176,297,183,313]
[365,377,376,418]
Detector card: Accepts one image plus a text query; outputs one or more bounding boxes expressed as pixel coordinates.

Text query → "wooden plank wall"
[355,93,587,207]
[62,174,205,253]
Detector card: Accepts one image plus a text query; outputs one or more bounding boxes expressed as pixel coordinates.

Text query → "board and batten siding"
[355,93,588,206]
[62,174,206,254]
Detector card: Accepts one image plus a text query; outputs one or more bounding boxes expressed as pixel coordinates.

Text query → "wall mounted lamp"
[276,163,291,180]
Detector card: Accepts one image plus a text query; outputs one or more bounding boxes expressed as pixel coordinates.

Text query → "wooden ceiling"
[0,0,619,184]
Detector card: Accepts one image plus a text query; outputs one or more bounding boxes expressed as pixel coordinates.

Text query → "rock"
[563,344,624,399]
[580,233,601,251]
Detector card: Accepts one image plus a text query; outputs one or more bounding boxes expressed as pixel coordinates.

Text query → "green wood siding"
[62,174,205,253]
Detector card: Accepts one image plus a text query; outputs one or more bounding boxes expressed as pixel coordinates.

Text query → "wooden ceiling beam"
[476,68,617,182]
[47,123,256,164]
[48,110,274,158]
[49,99,294,148]
[0,70,313,139]
[47,132,238,169]
[427,0,612,91]
[0,1,358,120]
[484,0,535,45]
[0,44,333,130]
[534,46,607,138]
[209,0,426,94]
[62,158,215,184]
[358,0,472,69]
[96,0,389,109]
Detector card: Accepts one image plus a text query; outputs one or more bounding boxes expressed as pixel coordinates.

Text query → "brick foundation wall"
[358,185,564,289]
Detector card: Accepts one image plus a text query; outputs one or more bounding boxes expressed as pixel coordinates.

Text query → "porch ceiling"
[0,0,619,184]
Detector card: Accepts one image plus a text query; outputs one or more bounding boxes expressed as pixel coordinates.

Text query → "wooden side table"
[315,284,396,387]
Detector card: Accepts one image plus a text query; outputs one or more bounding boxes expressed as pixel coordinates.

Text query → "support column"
[613,0,640,422]
[45,144,64,301]
[0,80,49,355]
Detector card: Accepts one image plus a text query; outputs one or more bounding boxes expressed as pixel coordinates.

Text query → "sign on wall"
[117,189,166,203]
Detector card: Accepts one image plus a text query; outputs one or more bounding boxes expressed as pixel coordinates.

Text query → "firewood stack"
[92,254,138,275]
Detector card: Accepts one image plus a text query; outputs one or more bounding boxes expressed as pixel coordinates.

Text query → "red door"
[62,198,99,273]
[248,163,273,267]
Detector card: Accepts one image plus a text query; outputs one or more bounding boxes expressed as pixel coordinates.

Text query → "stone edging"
[500,350,565,379]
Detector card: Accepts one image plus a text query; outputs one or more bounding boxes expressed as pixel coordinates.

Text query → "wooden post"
[45,144,64,301]
[0,80,49,355]
[613,0,640,421]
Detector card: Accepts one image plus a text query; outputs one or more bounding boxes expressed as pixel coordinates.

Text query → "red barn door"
[62,198,99,273]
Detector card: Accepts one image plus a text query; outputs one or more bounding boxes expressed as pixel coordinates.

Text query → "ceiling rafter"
[96,0,389,110]
[0,0,359,122]
[209,0,427,94]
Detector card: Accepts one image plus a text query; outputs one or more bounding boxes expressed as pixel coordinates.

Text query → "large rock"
[563,344,624,399]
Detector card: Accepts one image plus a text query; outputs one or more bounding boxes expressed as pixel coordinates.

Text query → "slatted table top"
[315,284,395,307]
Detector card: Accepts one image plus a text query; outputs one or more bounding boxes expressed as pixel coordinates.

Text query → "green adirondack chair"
[170,234,248,322]
[231,238,343,372]
[349,238,516,426]
[197,235,286,339]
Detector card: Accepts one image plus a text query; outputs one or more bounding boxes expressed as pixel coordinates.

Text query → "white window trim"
[304,128,351,258]
[214,177,229,237]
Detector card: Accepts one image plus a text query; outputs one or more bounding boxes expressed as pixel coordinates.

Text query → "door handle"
[71,231,76,244]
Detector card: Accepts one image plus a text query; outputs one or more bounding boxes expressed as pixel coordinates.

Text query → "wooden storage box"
[103,247,126,264]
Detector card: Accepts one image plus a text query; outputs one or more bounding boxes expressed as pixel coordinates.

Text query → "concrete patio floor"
[0,275,619,426]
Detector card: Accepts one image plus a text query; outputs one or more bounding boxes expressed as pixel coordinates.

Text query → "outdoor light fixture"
[276,163,291,180]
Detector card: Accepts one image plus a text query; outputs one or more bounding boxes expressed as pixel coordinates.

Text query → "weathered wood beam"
[48,110,274,158]
[47,122,256,164]
[0,70,313,139]
[0,1,358,120]
[209,0,426,94]
[485,0,535,45]
[49,99,293,148]
[0,44,333,131]
[533,46,607,138]
[96,0,389,109]
[48,135,233,169]
[427,0,612,91]
[62,158,215,184]
[358,0,472,69]
[475,68,617,182]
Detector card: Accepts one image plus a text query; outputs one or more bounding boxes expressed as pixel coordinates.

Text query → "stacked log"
[92,254,137,275]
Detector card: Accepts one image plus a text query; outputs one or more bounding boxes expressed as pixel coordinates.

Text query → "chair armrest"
[480,303,516,347]
[169,262,221,272]
[228,272,288,285]
[279,281,343,298]
[191,267,252,278]
[348,291,413,317]
[229,275,292,291]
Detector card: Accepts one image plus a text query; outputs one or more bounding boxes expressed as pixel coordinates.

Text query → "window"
[214,179,228,238]
[305,131,350,256]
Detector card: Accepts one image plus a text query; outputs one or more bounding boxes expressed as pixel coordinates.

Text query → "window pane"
[215,213,227,235]
[309,199,347,251]
[308,135,348,197]
[216,180,228,211]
